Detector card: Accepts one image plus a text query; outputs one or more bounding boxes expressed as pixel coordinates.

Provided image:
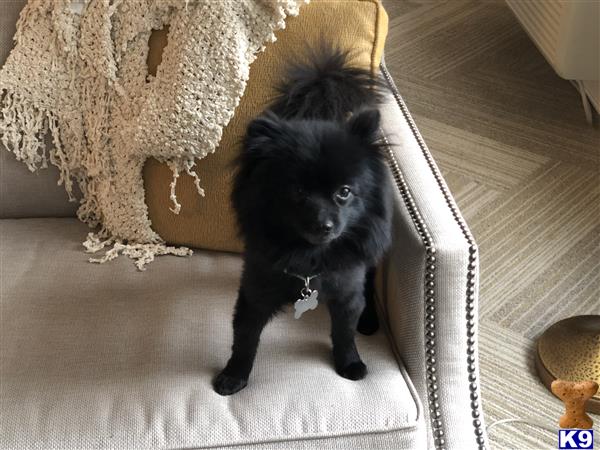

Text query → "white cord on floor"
[487,418,556,435]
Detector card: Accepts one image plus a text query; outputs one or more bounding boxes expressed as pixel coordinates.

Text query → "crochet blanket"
[0,0,305,269]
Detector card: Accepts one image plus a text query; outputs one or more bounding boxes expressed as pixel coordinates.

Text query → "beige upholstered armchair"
[0,1,487,448]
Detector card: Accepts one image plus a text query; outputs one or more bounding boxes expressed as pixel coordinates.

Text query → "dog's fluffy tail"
[270,45,386,120]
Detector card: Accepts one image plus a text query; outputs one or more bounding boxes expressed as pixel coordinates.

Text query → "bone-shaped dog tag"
[294,289,318,319]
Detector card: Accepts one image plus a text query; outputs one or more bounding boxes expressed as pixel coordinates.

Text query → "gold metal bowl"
[535,315,600,414]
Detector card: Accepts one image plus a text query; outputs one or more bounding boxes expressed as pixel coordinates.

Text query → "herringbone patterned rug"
[383,1,599,448]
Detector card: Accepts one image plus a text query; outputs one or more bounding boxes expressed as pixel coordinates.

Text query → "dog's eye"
[335,186,352,202]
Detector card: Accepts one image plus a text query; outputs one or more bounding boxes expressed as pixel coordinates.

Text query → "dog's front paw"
[337,360,367,380]
[213,371,248,396]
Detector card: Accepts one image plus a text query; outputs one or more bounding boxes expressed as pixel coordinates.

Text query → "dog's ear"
[347,108,380,142]
[246,111,284,149]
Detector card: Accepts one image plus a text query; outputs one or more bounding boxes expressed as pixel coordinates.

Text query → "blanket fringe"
[184,158,205,197]
[165,158,205,214]
[83,232,193,271]
[166,161,182,214]
[0,90,78,201]
[1,91,50,171]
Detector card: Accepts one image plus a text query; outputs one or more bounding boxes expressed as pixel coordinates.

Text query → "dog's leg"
[357,266,379,335]
[213,291,271,395]
[327,295,367,380]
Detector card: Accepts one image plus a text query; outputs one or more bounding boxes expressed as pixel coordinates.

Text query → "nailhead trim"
[380,62,486,450]
[380,133,446,448]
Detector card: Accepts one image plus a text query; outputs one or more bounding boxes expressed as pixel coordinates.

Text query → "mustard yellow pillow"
[143,0,388,253]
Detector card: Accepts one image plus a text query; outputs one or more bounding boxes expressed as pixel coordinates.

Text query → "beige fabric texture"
[0,146,78,218]
[0,218,422,450]
[144,0,388,254]
[0,0,305,269]
[377,81,488,449]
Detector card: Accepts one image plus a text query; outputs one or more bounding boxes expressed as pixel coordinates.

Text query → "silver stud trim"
[380,132,446,448]
[380,62,486,450]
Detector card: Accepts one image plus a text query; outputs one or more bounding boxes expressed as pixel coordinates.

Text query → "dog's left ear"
[347,109,380,142]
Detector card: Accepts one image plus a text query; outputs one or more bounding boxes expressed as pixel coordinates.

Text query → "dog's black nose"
[319,220,334,234]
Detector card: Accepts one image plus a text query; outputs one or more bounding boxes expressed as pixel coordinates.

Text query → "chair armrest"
[377,63,488,450]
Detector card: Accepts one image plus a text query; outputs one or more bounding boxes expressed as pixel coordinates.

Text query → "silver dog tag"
[294,289,318,319]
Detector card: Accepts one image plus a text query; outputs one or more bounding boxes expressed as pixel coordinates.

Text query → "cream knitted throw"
[0,0,305,269]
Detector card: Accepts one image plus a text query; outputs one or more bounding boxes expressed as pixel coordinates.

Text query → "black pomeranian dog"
[213,47,392,396]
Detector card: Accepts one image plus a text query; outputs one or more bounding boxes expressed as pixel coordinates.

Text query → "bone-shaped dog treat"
[551,379,598,429]
[294,290,318,319]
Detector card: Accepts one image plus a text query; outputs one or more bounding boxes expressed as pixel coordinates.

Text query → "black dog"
[213,48,392,396]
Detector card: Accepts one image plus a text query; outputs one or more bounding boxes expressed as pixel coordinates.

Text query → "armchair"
[0,2,487,448]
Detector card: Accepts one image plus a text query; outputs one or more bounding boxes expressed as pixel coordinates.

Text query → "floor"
[383,1,599,448]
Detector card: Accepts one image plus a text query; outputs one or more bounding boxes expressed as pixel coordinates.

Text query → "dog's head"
[233,109,387,250]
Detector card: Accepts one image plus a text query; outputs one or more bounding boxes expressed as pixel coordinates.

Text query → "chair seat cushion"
[0,218,420,449]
